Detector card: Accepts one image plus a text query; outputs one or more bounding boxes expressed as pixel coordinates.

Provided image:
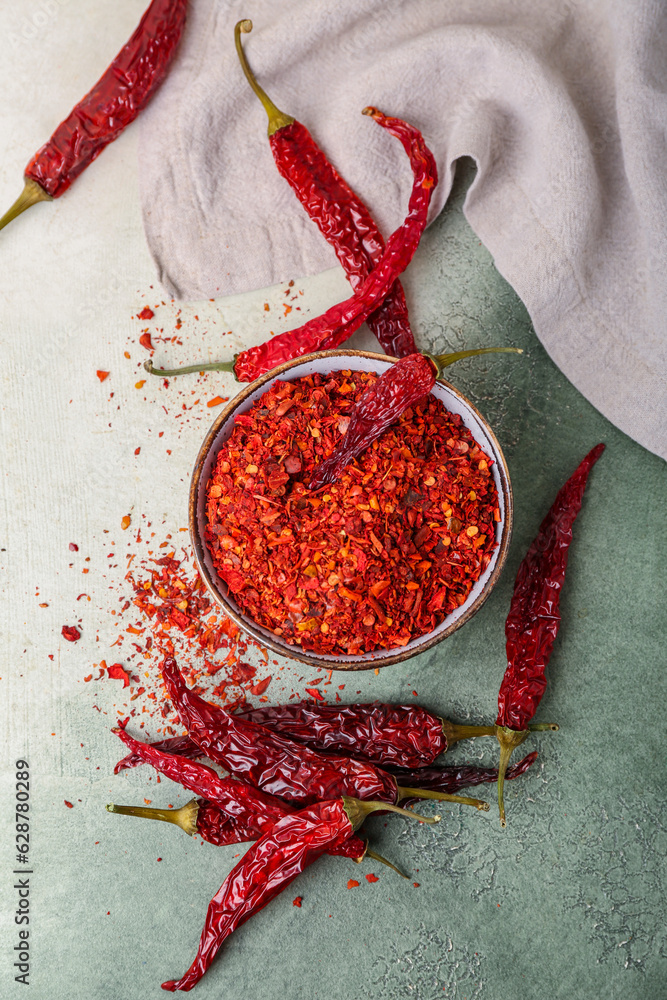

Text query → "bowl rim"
[189,348,513,670]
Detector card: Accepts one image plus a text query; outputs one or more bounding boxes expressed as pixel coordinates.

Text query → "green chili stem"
[441,720,498,745]
[342,796,440,830]
[0,178,52,233]
[395,786,489,812]
[495,727,530,828]
[365,848,409,880]
[235,20,295,136]
[427,347,523,380]
[441,720,558,747]
[106,799,199,837]
[144,359,235,378]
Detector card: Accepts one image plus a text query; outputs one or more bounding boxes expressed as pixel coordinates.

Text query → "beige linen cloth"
[138,0,667,461]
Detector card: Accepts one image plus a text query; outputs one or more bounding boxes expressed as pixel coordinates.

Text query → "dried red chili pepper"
[115,702,498,770]
[61,625,81,642]
[115,734,537,802]
[106,796,405,878]
[159,655,489,811]
[206,370,500,654]
[0,0,187,232]
[234,20,416,359]
[495,443,604,826]
[107,798,260,847]
[309,349,520,489]
[160,796,438,992]
[387,751,538,801]
[111,726,366,861]
[146,107,436,383]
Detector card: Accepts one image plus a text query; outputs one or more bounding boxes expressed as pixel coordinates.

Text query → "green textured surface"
[2,156,666,1000]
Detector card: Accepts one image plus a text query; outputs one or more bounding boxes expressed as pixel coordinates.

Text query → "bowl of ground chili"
[190,350,512,669]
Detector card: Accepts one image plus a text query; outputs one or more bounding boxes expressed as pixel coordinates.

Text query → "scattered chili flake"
[204,371,499,655]
[96,370,110,382]
[347,879,360,889]
[121,515,131,531]
[249,676,272,696]
[62,625,81,642]
[137,307,154,320]
[207,396,228,408]
[139,332,154,351]
[305,687,325,701]
[365,873,379,883]
[107,663,131,688]
[69,542,79,552]
[64,801,73,808]
[135,380,146,389]
[292,896,302,907]
[134,447,141,456]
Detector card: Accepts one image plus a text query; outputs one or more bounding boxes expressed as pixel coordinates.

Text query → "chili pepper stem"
[395,786,489,811]
[0,177,51,233]
[441,720,498,746]
[235,20,295,135]
[425,347,523,381]
[528,722,559,732]
[144,359,235,378]
[106,799,199,837]
[495,727,530,828]
[365,848,409,880]
[342,796,440,829]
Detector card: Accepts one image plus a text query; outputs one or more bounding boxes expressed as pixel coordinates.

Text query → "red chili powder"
[205,371,499,656]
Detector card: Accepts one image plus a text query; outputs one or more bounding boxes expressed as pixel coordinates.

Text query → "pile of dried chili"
[205,370,499,655]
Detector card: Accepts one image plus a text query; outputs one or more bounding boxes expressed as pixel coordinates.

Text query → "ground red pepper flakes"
[64,801,73,808]
[137,307,154,320]
[205,371,499,655]
[292,896,303,907]
[347,879,360,889]
[98,538,277,730]
[365,873,380,883]
[139,332,154,351]
[108,663,131,687]
[96,370,110,382]
[62,625,81,642]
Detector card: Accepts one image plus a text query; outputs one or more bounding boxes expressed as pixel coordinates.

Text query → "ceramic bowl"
[189,349,512,669]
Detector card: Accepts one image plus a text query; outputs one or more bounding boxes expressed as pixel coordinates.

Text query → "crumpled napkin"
[138,0,667,461]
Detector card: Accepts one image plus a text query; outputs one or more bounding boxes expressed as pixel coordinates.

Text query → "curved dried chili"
[0,0,188,232]
[145,107,437,383]
[308,349,521,489]
[495,443,604,826]
[234,19,416,359]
